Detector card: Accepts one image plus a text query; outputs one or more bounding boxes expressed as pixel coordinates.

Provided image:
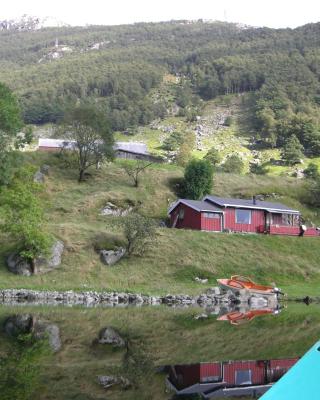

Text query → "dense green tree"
[61,105,114,182]
[304,163,320,180]
[204,147,221,166]
[183,159,213,199]
[222,154,244,173]
[121,214,156,256]
[281,135,304,166]
[0,167,52,262]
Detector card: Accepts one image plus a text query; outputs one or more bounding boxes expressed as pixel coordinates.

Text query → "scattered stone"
[249,296,268,309]
[98,327,126,347]
[194,276,208,284]
[98,375,130,389]
[33,170,45,183]
[6,254,33,276]
[100,248,126,266]
[100,202,132,217]
[40,164,50,175]
[194,313,208,320]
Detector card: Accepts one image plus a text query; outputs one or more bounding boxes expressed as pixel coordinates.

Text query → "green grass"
[0,152,319,298]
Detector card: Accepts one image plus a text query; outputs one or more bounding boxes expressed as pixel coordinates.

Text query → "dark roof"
[204,195,300,214]
[168,199,223,214]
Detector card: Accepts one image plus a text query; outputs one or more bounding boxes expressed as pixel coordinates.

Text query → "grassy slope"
[0,152,319,297]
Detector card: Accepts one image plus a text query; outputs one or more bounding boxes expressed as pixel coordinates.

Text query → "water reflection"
[166,357,298,398]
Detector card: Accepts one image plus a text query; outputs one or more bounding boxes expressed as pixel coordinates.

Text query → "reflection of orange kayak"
[217,309,275,325]
[217,275,280,296]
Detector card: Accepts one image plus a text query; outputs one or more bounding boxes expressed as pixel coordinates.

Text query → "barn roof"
[114,142,148,154]
[168,199,224,214]
[204,195,300,214]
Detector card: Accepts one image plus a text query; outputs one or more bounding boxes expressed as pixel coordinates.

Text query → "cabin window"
[235,209,251,224]
[203,212,220,219]
[282,214,299,226]
[178,208,185,220]
[235,370,252,385]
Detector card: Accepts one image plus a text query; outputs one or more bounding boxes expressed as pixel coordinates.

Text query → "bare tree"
[121,160,153,187]
[60,106,114,182]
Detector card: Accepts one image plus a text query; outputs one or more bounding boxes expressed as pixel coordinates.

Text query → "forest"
[1,19,320,156]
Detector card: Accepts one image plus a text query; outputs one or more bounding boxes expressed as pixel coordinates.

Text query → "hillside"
[0,153,319,297]
[1,19,320,168]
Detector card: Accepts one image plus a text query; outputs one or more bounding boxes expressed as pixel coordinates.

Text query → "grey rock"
[194,313,208,320]
[3,314,33,336]
[100,248,126,266]
[33,320,61,352]
[34,240,64,274]
[40,164,50,175]
[98,375,130,389]
[100,202,132,217]
[6,253,33,276]
[98,327,125,347]
[33,170,45,183]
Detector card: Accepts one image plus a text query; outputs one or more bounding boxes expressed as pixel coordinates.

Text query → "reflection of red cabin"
[167,358,298,398]
[168,195,320,236]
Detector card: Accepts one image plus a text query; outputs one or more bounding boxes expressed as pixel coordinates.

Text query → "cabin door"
[265,212,271,231]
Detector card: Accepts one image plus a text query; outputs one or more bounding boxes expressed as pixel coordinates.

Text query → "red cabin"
[166,358,298,398]
[168,195,320,237]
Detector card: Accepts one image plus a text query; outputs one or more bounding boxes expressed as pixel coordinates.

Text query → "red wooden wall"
[223,361,265,385]
[224,208,266,233]
[201,214,222,231]
[170,204,201,230]
[200,362,222,380]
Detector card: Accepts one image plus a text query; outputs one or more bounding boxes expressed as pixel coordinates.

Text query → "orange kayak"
[217,309,276,325]
[217,275,281,296]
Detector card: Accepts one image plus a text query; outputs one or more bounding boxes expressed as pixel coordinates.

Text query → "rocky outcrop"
[98,375,130,389]
[3,314,61,352]
[100,202,133,217]
[98,327,126,347]
[100,248,126,266]
[7,240,64,276]
[40,164,50,175]
[0,288,278,309]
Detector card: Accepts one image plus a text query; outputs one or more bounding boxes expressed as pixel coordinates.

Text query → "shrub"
[222,154,244,173]
[304,163,319,180]
[281,135,304,166]
[204,147,221,166]
[183,159,213,199]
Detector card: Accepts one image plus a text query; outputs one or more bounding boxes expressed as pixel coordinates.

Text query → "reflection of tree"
[0,333,50,400]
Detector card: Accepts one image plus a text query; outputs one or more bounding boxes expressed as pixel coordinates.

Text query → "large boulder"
[100,248,126,266]
[3,314,34,336]
[3,314,61,352]
[98,327,125,347]
[34,240,64,274]
[7,240,64,276]
[6,254,33,276]
[33,320,62,352]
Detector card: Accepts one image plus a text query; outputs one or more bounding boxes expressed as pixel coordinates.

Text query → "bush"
[304,163,319,180]
[204,147,221,166]
[0,167,52,261]
[222,154,244,173]
[121,214,157,256]
[182,159,213,199]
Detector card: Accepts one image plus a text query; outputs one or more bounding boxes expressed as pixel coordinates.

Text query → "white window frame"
[235,209,252,224]
[179,208,185,220]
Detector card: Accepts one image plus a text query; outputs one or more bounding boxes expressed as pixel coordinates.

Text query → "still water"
[0,301,317,400]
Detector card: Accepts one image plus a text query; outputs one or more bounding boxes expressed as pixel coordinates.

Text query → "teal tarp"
[261,341,320,400]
